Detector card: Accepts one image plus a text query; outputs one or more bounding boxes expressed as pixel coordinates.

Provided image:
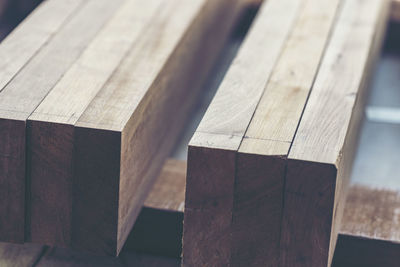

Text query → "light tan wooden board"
[281,0,390,266]
[0,0,121,244]
[183,0,303,265]
[27,0,162,247]
[73,0,244,255]
[190,0,302,151]
[0,0,84,94]
[232,0,341,264]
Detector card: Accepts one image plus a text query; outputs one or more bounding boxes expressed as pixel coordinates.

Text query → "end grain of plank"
[231,0,341,264]
[281,0,390,266]
[73,0,245,255]
[27,0,162,247]
[183,0,303,265]
[0,0,118,244]
[0,0,84,94]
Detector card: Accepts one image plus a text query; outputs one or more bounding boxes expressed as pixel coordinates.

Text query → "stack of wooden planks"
[0,0,398,264]
[0,0,247,255]
[127,158,400,266]
[183,0,391,266]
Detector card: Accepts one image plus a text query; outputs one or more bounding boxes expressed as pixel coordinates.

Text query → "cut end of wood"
[27,120,74,246]
[73,126,121,256]
[183,145,236,266]
[0,118,26,243]
[280,159,338,267]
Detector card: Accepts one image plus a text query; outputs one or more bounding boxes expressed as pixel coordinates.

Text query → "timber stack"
[0,0,398,266]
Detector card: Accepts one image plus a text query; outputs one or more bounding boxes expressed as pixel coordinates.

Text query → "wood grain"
[231,0,341,265]
[127,159,400,266]
[183,0,303,265]
[0,0,84,94]
[27,0,162,247]
[280,0,390,266]
[72,0,244,255]
[0,0,116,244]
[333,185,400,267]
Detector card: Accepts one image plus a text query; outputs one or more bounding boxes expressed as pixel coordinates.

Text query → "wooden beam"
[183,0,303,265]
[280,0,390,266]
[0,0,94,243]
[333,185,400,267]
[27,0,163,248]
[136,160,400,266]
[26,0,245,255]
[6,0,126,245]
[232,0,341,265]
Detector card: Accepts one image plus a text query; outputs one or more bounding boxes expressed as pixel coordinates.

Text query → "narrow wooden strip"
[73,0,244,255]
[281,0,390,266]
[192,0,301,146]
[0,0,84,93]
[27,0,162,247]
[0,0,121,244]
[333,185,400,267]
[0,0,84,243]
[341,185,400,244]
[231,0,341,265]
[183,0,303,265]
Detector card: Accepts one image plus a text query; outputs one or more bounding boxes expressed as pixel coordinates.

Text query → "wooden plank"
[333,185,400,267]
[0,0,119,244]
[0,0,83,243]
[71,0,244,256]
[231,0,341,265]
[280,0,390,266]
[128,159,400,266]
[0,0,84,93]
[27,0,162,248]
[183,0,303,265]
